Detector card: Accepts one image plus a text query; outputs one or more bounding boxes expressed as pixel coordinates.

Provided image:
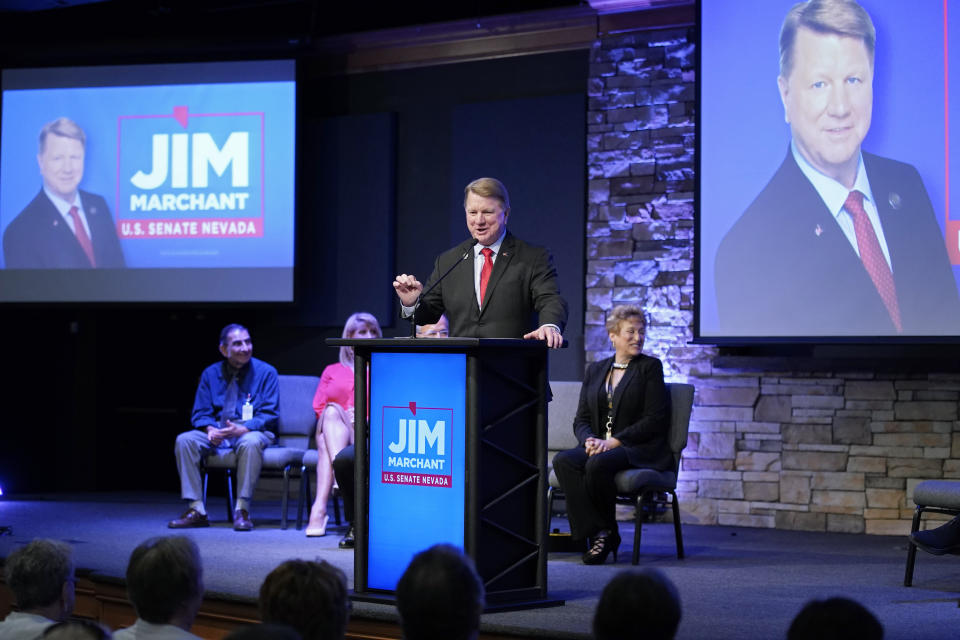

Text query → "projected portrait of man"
[2,117,125,269]
[714,0,960,336]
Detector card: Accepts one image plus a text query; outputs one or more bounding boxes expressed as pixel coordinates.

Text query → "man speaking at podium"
[393,177,568,346]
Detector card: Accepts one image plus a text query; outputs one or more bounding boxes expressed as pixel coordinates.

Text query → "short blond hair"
[605,304,645,335]
[39,117,86,154]
[463,177,510,211]
[779,0,875,79]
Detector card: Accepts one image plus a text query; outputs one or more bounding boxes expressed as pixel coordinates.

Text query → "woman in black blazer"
[553,304,671,564]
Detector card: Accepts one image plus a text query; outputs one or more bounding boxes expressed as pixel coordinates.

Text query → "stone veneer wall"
[586,27,960,535]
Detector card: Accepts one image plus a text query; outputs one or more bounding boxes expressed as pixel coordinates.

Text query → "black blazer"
[715,149,960,336]
[413,231,568,338]
[573,354,671,470]
[3,189,126,269]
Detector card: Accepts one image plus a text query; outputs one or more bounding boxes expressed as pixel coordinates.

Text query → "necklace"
[604,371,615,439]
[612,361,629,369]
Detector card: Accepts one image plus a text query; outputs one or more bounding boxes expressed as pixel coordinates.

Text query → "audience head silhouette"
[395,544,485,640]
[593,568,681,640]
[259,559,349,640]
[224,623,302,639]
[4,538,75,623]
[41,620,112,640]
[788,597,883,640]
[125,535,204,629]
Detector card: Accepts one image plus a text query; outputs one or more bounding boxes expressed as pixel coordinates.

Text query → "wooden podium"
[328,337,561,609]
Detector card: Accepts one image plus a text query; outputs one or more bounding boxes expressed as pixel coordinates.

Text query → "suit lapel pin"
[53,219,59,227]
[814,224,822,237]
[90,206,98,215]
[888,192,901,210]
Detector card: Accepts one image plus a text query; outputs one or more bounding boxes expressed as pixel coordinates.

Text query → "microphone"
[410,239,478,338]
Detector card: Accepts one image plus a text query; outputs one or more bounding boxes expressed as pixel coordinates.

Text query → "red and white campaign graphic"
[116,105,264,239]
[380,401,454,488]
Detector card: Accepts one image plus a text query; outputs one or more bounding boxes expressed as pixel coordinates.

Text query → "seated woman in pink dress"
[306,311,381,536]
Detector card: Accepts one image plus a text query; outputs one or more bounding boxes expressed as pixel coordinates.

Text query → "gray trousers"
[174,429,275,503]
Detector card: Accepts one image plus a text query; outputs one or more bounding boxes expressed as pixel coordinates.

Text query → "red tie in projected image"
[479,247,494,306]
[845,190,901,332]
[67,205,96,268]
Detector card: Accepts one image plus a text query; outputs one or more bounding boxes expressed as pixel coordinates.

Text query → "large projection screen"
[698,0,960,340]
[0,60,295,302]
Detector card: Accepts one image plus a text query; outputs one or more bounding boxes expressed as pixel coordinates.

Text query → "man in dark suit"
[2,117,125,269]
[393,176,568,346]
[714,0,960,336]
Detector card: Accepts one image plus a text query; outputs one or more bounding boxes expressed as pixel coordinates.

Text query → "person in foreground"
[258,559,349,640]
[787,597,883,639]
[0,539,75,638]
[224,624,300,640]
[553,304,670,564]
[3,116,125,269]
[41,621,111,640]
[113,536,204,639]
[169,324,279,532]
[714,0,960,336]
[395,544,484,640]
[909,514,960,555]
[328,315,447,549]
[393,177,567,348]
[306,312,382,537]
[593,568,681,640]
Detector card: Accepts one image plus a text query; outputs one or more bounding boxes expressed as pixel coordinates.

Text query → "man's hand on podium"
[524,324,564,348]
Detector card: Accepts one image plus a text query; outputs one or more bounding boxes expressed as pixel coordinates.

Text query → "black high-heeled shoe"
[583,530,621,565]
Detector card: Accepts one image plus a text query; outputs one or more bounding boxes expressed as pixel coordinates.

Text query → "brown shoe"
[233,509,253,531]
[168,508,209,529]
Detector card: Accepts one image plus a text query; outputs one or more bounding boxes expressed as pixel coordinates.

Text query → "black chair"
[904,480,960,586]
[548,382,694,564]
[202,374,319,529]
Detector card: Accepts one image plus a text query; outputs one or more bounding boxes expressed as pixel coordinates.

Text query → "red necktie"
[67,205,96,267]
[845,190,901,332]
[479,247,494,305]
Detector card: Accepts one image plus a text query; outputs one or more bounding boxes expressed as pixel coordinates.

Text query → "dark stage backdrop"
[300,50,587,380]
[0,50,587,494]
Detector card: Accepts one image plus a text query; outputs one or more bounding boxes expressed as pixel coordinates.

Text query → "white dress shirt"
[472,229,507,306]
[0,611,55,640]
[791,141,893,271]
[43,186,92,240]
[113,619,202,640]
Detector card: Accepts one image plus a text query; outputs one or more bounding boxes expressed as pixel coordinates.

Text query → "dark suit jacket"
[573,354,671,469]
[413,231,568,338]
[2,189,126,269]
[715,149,960,336]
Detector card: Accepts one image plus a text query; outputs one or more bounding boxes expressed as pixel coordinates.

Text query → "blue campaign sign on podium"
[367,351,466,591]
[337,336,555,608]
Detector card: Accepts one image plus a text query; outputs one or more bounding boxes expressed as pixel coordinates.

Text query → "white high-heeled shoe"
[305,514,329,537]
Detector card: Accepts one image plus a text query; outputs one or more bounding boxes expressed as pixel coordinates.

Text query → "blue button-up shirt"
[191,357,279,434]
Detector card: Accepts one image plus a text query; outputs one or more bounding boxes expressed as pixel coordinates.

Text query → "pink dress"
[312,362,355,419]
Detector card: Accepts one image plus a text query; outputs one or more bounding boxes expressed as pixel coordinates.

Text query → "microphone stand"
[408,240,477,339]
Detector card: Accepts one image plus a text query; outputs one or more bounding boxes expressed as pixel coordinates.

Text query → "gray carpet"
[0,494,958,639]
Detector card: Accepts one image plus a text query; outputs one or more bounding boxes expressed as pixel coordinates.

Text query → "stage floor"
[0,493,958,639]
